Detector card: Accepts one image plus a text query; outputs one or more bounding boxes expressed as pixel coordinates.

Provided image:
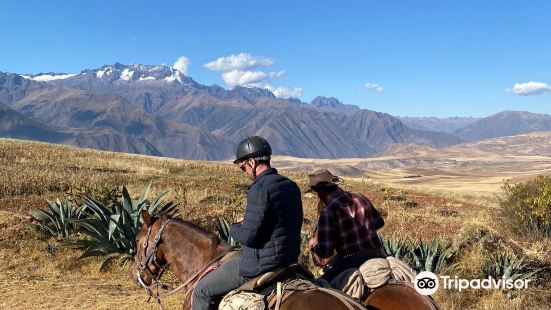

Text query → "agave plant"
[72,183,177,270]
[543,222,551,239]
[30,198,83,239]
[482,253,537,281]
[379,232,411,261]
[410,238,454,274]
[216,217,239,246]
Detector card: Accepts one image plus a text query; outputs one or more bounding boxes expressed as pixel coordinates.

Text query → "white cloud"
[205,53,301,98]
[510,81,550,96]
[204,53,273,72]
[173,56,190,74]
[362,82,384,93]
[269,86,303,98]
[222,70,268,87]
[246,83,303,98]
[221,70,294,97]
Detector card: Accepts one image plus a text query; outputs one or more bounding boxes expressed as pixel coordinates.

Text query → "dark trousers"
[192,254,249,310]
[321,248,387,282]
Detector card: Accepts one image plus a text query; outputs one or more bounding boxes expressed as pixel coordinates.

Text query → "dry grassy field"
[1,138,550,309]
[273,131,551,194]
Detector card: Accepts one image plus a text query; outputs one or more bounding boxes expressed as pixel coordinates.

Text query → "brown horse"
[363,284,438,309]
[133,211,367,309]
[132,211,436,310]
[310,256,438,309]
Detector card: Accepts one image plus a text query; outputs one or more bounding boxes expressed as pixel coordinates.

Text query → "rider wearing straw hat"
[307,169,386,282]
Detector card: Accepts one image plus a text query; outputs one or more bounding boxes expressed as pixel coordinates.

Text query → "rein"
[135,218,233,310]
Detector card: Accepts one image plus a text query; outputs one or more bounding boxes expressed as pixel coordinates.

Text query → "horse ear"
[141,210,152,226]
[165,207,179,218]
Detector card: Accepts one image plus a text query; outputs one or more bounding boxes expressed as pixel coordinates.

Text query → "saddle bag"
[218,290,266,310]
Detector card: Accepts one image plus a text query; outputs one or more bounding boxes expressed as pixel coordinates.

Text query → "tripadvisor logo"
[414,271,439,295]
[414,271,533,296]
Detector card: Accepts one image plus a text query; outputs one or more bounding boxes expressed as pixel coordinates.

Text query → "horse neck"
[159,220,229,281]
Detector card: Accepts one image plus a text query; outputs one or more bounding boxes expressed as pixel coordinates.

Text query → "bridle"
[135,218,195,310]
[135,218,173,304]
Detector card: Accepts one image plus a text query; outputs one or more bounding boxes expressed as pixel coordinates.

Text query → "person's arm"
[230,186,269,247]
[310,209,336,258]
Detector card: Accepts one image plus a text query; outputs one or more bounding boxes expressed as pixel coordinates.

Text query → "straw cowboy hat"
[306,169,344,193]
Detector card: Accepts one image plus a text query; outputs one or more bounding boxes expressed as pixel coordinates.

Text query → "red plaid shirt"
[311,189,384,258]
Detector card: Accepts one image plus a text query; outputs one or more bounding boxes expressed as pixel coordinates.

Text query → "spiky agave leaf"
[216,217,238,246]
[435,246,455,274]
[424,239,439,272]
[483,253,538,282]
[121,186,135,216]
[71,182,177,268]
[138,182,152,210]
[410,238,454,274]
[379,232,411,260]
[80,197,110,223]
[31,198,79,239]
[147,191,169,214]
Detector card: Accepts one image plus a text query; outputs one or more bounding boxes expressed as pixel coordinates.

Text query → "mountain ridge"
[5,63,545,160]
[453,110,551,141]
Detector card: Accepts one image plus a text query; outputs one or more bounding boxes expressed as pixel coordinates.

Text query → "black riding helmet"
[233,136,272,164]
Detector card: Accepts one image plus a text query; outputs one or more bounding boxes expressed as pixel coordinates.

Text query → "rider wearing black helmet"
[233,136,273,179]
[193,136,303,310]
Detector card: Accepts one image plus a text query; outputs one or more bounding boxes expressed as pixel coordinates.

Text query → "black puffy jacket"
[230,168,303,277]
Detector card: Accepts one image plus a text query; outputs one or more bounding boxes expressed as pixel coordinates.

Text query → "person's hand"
[235,217,244,224]
[308,237,317,248]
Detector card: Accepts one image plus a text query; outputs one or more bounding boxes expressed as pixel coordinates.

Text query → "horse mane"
[152,211,228,247]
[173,218,221,240]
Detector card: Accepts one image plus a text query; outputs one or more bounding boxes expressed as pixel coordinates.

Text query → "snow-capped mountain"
[21,63,198,85]
[0,63,465,160]
[80,63,195,84]
[21,72,77,81]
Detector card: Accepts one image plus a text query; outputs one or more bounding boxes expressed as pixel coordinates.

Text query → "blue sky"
[1,0,550,117]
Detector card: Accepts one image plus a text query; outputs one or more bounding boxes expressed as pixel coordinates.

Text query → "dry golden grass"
[1,138,550,309]
[0,210,181,310]
[273,132,551,195]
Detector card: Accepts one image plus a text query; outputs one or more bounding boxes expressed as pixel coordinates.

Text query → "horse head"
[131,208,231,308]
[132,210,174,289]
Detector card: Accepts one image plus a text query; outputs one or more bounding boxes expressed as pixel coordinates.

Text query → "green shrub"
[30,198,82,239]
[72,183,176,270]
[482,253,537,281]
[501,175,551,238]
[216,217,238,246]
[410,238,455,274]
[379,232,411,261]
[378,234,455,274]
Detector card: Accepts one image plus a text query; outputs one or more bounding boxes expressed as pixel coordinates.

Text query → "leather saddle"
[238,264,315,295]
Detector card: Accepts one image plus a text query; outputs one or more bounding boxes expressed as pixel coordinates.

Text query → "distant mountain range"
[1,63,550,160]
[399,112,551,141]
[0,102,161,155]
[452,110,551,141]
[398,116,481,134]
